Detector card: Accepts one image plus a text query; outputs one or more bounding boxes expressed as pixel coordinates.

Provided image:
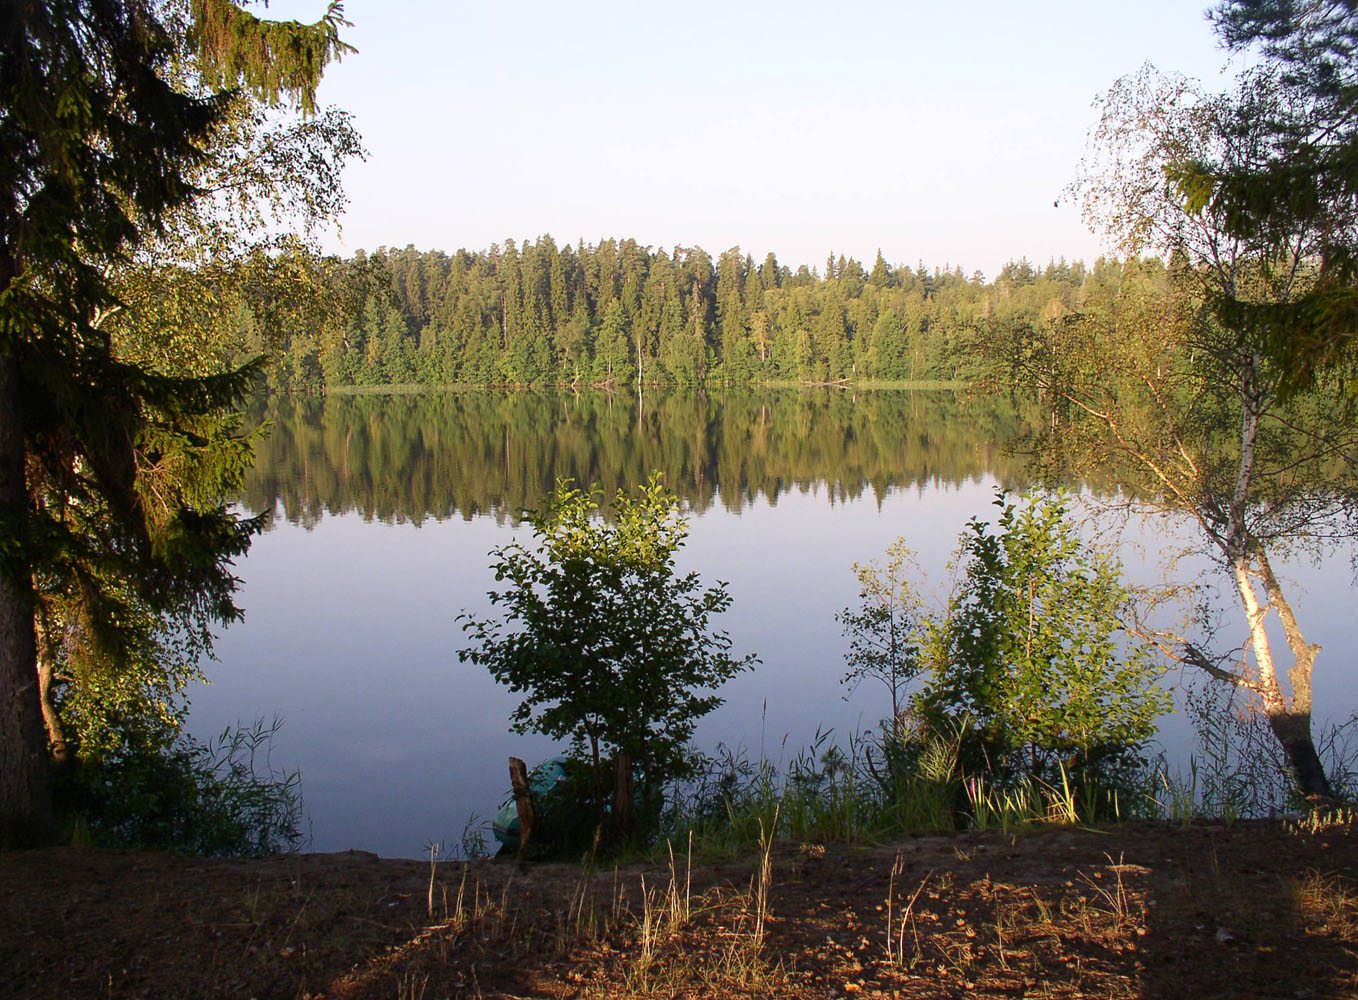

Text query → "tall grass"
[658,688,1358,859]
[658,721,1149,856]
[59,717,305,856]
[1145,683,1358,823]
[504,694,1358,866]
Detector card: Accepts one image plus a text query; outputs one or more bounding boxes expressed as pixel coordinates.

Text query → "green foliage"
[40,566,220,765]
[1075,55,1358,801]
[55,718,304,857]
[916,491,1168,795]
[664,717,1162,856]
[459,474,756,823]
[190,0,356,116]
[220,237,1107,392]
[34,369,268,761]
[0,0,351,842]
[1,0,221,839]
[837,538,924,725]
[1202,0,1358,390]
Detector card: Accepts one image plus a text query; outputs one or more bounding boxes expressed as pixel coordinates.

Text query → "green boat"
[491,756,571,849]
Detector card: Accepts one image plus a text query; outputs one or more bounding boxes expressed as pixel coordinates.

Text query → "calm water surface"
[187,389,1358,858]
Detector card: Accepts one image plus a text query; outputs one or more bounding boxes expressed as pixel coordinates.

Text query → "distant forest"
[203,237,1171,392]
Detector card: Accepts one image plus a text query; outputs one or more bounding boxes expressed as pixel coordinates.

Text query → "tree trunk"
[1269,709,1335,802]
[1229,552,1338,803]
[36,653,71,768]
[588,731,605,831]
[0,349,56,847]
[611,753,633,836]
[1223,363,1336,805]
[1254,547,1335,802]
[34,608,71,767]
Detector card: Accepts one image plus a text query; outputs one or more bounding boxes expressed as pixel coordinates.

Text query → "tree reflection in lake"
[239,387,1044,525]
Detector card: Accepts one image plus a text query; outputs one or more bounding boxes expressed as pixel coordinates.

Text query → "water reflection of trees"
[239,389,1046,527]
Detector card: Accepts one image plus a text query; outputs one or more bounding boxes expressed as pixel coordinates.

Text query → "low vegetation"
[54,718,304,858]
[443,463,1358,924]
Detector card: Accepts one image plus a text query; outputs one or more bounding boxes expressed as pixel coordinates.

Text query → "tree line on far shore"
[200,239,1163,393]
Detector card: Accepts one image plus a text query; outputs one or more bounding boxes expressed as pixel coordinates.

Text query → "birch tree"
[1053,66,1358,802]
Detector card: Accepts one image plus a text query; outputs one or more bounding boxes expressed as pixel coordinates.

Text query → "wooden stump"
[508,756,534,850]
[612,753,633,835]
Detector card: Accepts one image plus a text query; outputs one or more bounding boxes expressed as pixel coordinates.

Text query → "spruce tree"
[1183,0,1358,391]
[0,0,350,846]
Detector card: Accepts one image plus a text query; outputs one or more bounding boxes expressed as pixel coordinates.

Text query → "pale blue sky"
[269,0,1243,279]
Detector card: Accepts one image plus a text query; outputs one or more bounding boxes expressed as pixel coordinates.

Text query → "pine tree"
[872,310,908,379]
[869,249,894,288]
[715,249,748,382]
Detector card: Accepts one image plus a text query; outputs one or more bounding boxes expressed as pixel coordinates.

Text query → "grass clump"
[658,716,1153,859]
[56,717,304,857]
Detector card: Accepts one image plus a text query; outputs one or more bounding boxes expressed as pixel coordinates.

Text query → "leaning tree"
[1049,63,1358,802]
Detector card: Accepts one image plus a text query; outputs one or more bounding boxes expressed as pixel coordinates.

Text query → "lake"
[187,388,1358,858]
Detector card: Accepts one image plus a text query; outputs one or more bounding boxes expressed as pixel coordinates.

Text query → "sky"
[266,0,1245,280]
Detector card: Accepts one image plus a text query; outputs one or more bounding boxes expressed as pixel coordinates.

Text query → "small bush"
[55,718,304,857]
[460,474,756,840]
[916,490,1169,809]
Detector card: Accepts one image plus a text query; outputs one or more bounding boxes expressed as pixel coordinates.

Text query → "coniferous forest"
[209,238,1159,392]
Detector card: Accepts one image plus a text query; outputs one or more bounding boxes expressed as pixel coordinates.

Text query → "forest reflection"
[240,388,1049,526]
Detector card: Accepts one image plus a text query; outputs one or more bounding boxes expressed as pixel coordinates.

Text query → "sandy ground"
[3,817,1356,999]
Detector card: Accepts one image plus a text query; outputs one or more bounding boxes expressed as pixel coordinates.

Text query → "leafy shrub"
[916,490,1170,810]
[460,473,756,839]
[55,718,304,857]
[837,538,925,726]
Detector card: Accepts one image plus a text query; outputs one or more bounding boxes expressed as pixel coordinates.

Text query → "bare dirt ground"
[3,817,1357,999]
